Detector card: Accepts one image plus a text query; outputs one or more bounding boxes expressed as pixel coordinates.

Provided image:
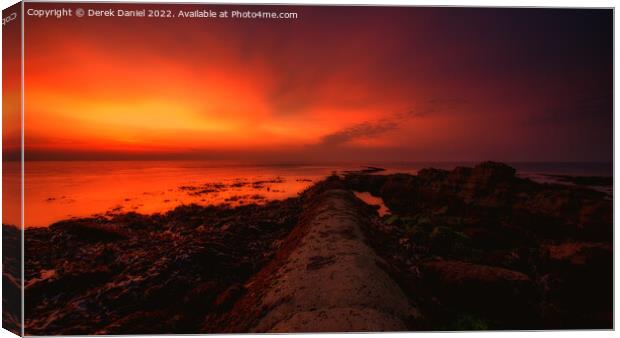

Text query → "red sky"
[22,4,612,162]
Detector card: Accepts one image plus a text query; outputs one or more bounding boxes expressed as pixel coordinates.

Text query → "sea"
[2,161,612,227]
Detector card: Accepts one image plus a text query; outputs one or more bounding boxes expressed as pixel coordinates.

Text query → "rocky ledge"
[7,162,612,334]
[345,161,612,329]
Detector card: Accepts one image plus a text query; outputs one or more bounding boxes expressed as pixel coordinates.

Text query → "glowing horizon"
[22,4,613,162]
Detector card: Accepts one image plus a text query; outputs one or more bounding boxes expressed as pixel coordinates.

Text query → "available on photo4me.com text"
[25,7,299,19]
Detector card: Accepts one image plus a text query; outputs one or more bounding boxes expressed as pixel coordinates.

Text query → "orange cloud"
[22,4,612,162]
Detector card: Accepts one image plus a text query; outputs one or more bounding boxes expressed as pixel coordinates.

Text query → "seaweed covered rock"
[2,224,21,335]
[379,174,420,213]
[344,162,612,329]
[24,197,303,335]
[49,219,128,242]
[458,162,517,207]
[343,174,386,196]
[537,241,613,328]
[421,260,537,327]
[20,162,613,333]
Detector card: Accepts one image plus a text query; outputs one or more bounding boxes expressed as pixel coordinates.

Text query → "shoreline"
[5,161,613,333]
[12,167,615,230]
[6,161,613,228]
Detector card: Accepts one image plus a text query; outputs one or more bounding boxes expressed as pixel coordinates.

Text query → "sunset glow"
[23,5,612,162]
[6,5,614,334]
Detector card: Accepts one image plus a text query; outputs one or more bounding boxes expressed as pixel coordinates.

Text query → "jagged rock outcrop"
[343,162,612,329]
[17,162,612,334]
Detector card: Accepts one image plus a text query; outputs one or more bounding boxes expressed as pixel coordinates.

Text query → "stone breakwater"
[209,188,419,332]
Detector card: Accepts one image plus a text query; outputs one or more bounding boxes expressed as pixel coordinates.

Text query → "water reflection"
[21,161,341,227]
[354,191,391,217]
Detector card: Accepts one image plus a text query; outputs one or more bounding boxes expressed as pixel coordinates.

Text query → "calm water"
[3,161,612,227]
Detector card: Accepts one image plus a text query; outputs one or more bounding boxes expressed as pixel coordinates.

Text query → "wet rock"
[462,223,530,250]
[184,281,220,309]
[98,310,176,334]
[421,260,536,323]
[2,224,21,335]
[343,162,612,329]
[20,162,613,333]
[428,226,471,257]
[456,162,516,207]
[2,271,21,334]
[470,162,516,184]
[343,174,386,196]
[213,284,245,312]
[24,195,303,335]
[538,242,612,329]
[50,219,127,242]
[380,174,419,213]
[544,242,611,266]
